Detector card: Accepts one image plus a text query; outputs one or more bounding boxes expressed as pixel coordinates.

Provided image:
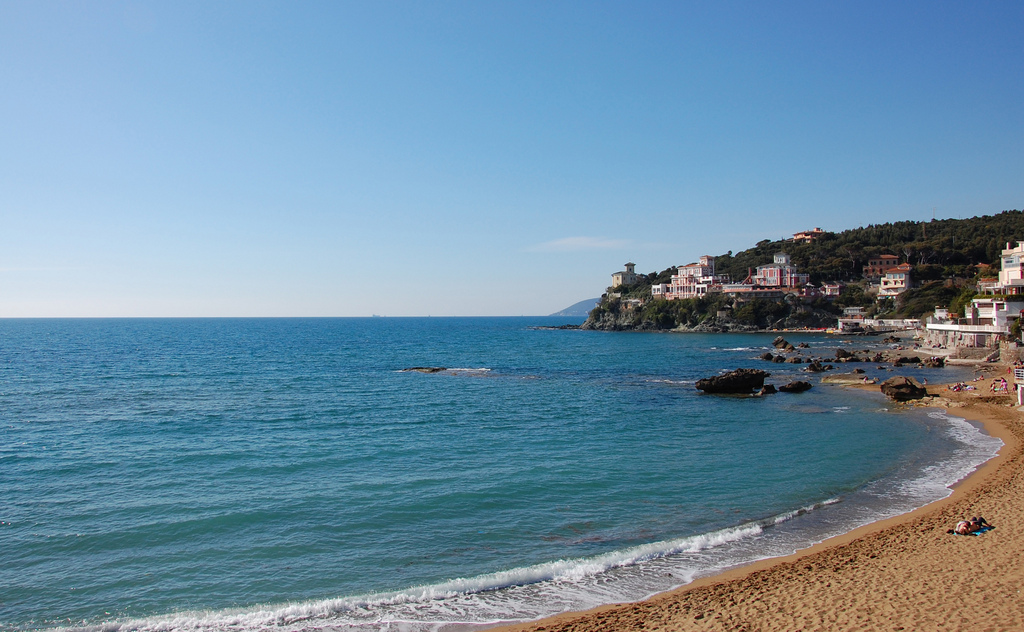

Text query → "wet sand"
[496,381,1024,632]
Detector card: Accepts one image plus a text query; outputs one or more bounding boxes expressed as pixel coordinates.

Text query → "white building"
[999,242,1024,295]
[821,282,843,298]
[925,298,1024,348]
[879,263,913,297]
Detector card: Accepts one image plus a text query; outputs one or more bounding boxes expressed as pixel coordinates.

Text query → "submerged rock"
[821,373,872,384]
[756,384,777,396]
[760,352,775,361]
[695,368,770,394]
[804,360,832,373]
[779,380,812,393]
[880,376,928,401]
[401,367,447,373]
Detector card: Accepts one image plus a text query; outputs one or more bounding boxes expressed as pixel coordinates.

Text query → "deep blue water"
[0,318,1001,631]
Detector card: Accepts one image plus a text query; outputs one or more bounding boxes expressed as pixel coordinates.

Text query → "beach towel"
[951,526,994,536]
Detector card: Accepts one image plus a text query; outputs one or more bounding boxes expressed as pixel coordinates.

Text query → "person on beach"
[949,517,991,535]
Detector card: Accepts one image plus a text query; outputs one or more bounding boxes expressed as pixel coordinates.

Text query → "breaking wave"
[59,501,840,632]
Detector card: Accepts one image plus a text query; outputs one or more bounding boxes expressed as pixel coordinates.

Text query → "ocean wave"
[58,502,841,632]
[891,410,1003,500]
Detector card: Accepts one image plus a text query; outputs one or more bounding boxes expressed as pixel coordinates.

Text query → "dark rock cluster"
[696,368,770,394]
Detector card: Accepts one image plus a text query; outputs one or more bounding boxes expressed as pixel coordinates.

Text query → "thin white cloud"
[529,236,632,252]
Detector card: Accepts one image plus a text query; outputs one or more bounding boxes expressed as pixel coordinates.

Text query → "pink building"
[753,253,809,289]
[665,255,730,300]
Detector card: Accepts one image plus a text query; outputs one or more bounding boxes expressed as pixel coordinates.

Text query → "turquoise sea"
[0,318,1001,631]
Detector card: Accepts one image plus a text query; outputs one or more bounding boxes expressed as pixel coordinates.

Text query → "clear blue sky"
[1,1,1021,316]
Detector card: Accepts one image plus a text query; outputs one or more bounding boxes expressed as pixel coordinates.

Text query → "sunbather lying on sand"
[948,516,992,535]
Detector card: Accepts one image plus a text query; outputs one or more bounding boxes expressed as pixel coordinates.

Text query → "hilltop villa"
[792,227,826,243]
[863,254,900,279]
[660,255,730,300]
[611,263,639,288]
[752,253,810,289]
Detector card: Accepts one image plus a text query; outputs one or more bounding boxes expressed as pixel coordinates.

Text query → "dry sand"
[497,380,1024,632]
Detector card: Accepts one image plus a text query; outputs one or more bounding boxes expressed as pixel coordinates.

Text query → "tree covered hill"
[585,209,1023,331]
[714,209,1024,284]
[629,209,1024,289]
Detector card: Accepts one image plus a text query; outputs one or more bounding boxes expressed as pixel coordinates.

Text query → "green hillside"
[586,209,1023,330]
[713,210,1024,284]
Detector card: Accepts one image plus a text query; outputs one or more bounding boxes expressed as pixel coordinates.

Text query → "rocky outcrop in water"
[892,356,922,366]
[778,380,812,393]
[804,360,833,372]
[772,336,795,352]
[880,376,928,401]
[695,368,770,394]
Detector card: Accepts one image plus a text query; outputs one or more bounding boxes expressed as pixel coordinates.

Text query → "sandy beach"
[498,378,1024,632]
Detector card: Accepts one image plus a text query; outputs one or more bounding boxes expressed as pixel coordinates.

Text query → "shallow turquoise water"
[0,318,1000,631]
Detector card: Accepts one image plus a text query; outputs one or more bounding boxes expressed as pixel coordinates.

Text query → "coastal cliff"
[581,296,838,332]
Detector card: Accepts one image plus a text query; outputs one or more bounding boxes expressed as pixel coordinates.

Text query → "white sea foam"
[890,410,1002,501]
[58,503,839,632]
[445,368,492,375]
